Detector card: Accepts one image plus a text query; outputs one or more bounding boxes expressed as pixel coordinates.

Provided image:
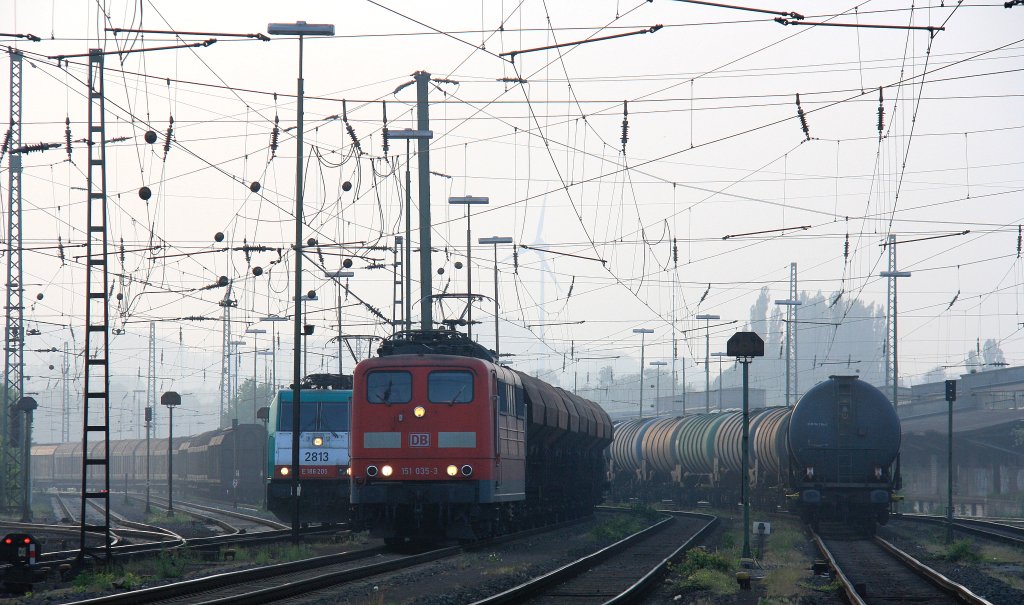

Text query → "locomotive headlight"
[461,464,473,477]
[874,466,883,480]
[805,467,814,480]
[280,467,290,476]
[446,464,458,477]
[366,465,379,477]
[381,464,394,477]
[414,406,426,418]
[346,467,352,476]
[313,436,324,447]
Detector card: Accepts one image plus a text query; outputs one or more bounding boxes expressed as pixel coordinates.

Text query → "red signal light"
[3,538,11,544]
[23,538,30,544]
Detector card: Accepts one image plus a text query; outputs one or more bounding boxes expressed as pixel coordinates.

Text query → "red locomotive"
[350,330,612,543]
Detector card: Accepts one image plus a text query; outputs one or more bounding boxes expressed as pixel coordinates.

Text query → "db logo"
[410,433,430,447]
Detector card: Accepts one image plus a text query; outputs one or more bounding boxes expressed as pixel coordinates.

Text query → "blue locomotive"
[788,375,900,529]
[266,374,353,524]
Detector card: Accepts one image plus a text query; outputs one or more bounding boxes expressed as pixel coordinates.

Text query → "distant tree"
[598,365,614,387]
[222,379,277,428]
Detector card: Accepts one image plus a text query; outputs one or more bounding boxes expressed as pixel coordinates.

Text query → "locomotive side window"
[514,386,525,417]
[278,401,318,431]
[497,380,510,415]
[429,371,474,403]
[319,403,350,431]
[367,371,412,404]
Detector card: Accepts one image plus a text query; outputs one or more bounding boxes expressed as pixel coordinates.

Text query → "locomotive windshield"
[366,371,412,404]
[319,402,350,432]
[428,371,474,403]
[277,401,318,431]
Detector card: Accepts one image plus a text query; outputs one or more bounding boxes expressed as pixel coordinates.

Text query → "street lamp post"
[161,391,181,513]
[650,361,667,415]
[696,314,720,413]
[385,128,433,332]
[727,331,765,560]
[711,352,727,411]
[325,270,355,375]
[245,329,267,423]
[449,196,489,337]
[633,328,655,419]
[260,315,289,390]
[478,236,513,356]
[268,18,335,543]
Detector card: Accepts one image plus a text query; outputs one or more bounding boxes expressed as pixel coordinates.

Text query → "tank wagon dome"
[788,375,901,472]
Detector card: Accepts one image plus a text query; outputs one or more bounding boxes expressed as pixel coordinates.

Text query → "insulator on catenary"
[382,100,389,156]
[513,249,519,274]
[567,276,575,299]
[620,100,629,152]
[65,117,72,158]
[162,116,174,161]
[119,238,126,265]
[1,128,10,158]
[673,238,678,265]
[1018,225,1021,258]
[243,237,251,264]
[58,236,66,266]
[317,245,325,266]
[844,233,850,260]
[346,122,362,153]
[877,87,885,140]
[270,115,280,157]
[795,93,810,141]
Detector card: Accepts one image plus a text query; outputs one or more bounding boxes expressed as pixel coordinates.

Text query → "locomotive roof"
[377,329,497,362]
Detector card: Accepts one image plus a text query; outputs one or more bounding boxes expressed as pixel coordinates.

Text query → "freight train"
[609,375,900,529]
[31,423,267,505]
[266,374,353,524]
[349,330,612,544]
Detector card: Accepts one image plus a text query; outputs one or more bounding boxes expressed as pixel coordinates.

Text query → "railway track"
[812,528,994,605]
[897,514,1024,548]
[468,510,717,605]
[61,514,603,605]
[143,494,289,533]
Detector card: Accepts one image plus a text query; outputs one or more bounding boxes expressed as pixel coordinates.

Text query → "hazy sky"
[3,1,1023,438]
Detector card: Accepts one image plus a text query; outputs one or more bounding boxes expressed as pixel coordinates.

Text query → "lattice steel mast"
[79,48,112,560]
[1,49,25,514]
[219,285,235,427]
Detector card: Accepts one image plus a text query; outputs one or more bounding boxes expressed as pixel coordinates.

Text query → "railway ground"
[881,517,1024,605]
[637,508,842,605]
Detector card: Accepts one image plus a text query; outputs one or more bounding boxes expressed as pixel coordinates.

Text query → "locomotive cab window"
[366,371,412,404]
[278,401,318,431]
[319,403,350,432]
[429,370,474,403]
